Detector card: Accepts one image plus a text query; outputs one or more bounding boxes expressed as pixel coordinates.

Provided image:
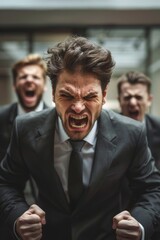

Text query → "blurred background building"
[0,0,160,115]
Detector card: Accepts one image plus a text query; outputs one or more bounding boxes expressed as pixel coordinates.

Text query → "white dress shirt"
[54,116,97,200]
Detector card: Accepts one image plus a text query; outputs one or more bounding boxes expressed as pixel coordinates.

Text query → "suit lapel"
[7,103,18,141]
[145,115,152,148]
[8,103,17,124]
[74,110,118,210]
[33,109,70,212]
[87,110,117,199]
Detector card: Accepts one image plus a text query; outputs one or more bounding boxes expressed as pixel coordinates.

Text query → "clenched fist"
[16,204,46,240]
[113,210,142,240]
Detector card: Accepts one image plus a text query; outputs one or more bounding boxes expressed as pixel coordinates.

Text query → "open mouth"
[129,110,139,119]
[25,90,35,97]
[69,114,88,129]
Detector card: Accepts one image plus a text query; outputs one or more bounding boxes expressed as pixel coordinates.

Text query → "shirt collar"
[17,101,44,115]
[57,116,97,146]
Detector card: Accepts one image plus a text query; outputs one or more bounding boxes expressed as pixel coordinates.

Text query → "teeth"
[70,115,87,120]
[69,114,87,129]
[70,123,86,128]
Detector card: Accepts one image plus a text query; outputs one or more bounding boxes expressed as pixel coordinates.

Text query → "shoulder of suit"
[145,114,160,127]
[101,109,144,138]
[0,103,17,121]
[16,106,55,124]
[0,102,16,113]
[102,109,142,126]
[100,109,144,143]
[14,107,56,137]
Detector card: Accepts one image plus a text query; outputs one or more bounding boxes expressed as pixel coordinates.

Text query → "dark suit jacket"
[145,114,160,170]
[118,113,160,240]
[0,103,17,160]
[0,108,160,240]
[145,114,160,240]
[0,102,48,239]
[0,102,48,160]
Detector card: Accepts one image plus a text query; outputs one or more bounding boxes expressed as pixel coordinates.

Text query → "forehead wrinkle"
[84,89,98,96]
[123,88,145,96]
[60,83,98,98]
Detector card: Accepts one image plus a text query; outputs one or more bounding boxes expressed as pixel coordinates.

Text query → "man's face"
[53,70,107,140]
[118,82,152,121]
[14,64,46,111]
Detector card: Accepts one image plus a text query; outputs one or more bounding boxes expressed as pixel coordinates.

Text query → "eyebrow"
[123,92,143,96]
[59,89,72,94]
[59,89,99,99]
[84,91,98,97]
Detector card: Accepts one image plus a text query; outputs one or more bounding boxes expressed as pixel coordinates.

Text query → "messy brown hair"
[45,36,115,92]
[117,71,151,96]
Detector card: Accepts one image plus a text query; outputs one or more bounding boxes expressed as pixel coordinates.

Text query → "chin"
[24,105,37,112]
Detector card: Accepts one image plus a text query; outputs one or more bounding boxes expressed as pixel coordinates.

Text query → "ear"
[43,85,47,92]
[43,78,48,92]
[147,94,153,107]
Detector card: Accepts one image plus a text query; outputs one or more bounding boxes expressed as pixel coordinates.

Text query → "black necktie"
[68,140,84,209]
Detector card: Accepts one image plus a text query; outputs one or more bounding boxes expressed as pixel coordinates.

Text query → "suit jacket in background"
[0,108,160,240]
[0,102,49,239]
[118,113,160,240]
[145,114,160,170]
[145,114,160,240]
[0,102,48,160]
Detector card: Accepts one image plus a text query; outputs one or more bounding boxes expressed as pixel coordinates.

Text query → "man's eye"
[60,94,73,99]
[124,96,131,101]
[18,75,27,80]
[136,96,143,101]
[33,75,40,80]
[84,95,96,101]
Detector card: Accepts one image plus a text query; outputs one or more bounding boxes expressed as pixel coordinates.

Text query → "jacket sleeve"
[128,124,160,239]
[0,119,29,233]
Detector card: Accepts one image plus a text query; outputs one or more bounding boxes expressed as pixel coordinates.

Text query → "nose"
[26,75,34,82]
[71,100,85,113]
[129,97,137,106]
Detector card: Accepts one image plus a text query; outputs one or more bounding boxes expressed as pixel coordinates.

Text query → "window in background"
[32,32,71,106]
[150,29,160,116]
[0,34,28,105]
[33,32,71,56]
[86,28,147,111]
[86,28,147,76]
